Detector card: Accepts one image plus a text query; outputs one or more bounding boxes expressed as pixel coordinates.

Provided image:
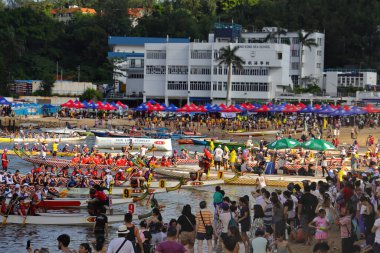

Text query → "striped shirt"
[196,209,213,233]
[263,202,273,226]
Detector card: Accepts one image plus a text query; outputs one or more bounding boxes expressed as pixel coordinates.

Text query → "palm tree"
[217,45,244,105]
[264,28,287,44]
[298,31,318,86]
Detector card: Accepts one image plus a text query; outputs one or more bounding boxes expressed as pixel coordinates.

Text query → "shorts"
[223,158,227,164]
[230,162,235,167]
[179,231,196,245]
[196,232,212,241]
[52,151,57,156]
[301,215,314,234]
[151,232,163,244]
[214,161,221,167]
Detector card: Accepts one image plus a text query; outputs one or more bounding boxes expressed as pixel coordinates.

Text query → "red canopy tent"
[362,104,380,113]
[73,100,86,109]
[177,104,195,112]
[148,103,166,111]
[221,105,242,113]
[116,101,127,109]
[197,105,208,112]
[254,105,270,112]
[219,104,227,110]
[60,100,75,108]
[98,102,117,111]
[282,104,301,113]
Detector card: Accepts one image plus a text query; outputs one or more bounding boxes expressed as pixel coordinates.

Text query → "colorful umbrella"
[116,101,127,109]
[302,139,336,151]
[267,138,301,150]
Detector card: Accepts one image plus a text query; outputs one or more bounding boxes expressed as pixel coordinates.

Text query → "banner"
[221,112,237,118]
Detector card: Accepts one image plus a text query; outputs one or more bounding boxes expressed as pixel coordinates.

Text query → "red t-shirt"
[95,191,108,201]
[2,153,8,166]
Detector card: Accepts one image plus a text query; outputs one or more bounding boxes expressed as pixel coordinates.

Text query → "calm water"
[0,136,265,253]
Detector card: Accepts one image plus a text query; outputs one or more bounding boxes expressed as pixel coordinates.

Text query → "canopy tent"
[0,97,11,105]
[60,100,74,108]
[148,103,166,111]
[282,104,301,113]
[116,101,127,109]
[133,103,148,111]
[362,104,380,113]
[73,100,86,109]
[221,105,242,113]
[86,101,98,110]
[99,102,117,111]
[165,104,178,112]
[254,104,270,112]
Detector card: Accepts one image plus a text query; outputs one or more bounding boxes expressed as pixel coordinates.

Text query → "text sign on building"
[236,45,271,49]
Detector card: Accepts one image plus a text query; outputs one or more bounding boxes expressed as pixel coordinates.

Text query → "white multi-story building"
[323,69,377,96]
[51,81,97,96]
[108,24,324,104]
[241,27,325,88]
[143,42,291,104]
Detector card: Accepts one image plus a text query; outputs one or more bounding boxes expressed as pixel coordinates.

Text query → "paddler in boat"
[31,143,40,152]
[0,196,7,215]
[115,169,126,181]
[23,143,29,152]
[40,143,48,160]
[82,144,90,154]
[103,169,114,190]
[13,143,20,151]
[61,143,70,153]
[28,186,41,215]
[90,145,98,154]
[52,140,59,157]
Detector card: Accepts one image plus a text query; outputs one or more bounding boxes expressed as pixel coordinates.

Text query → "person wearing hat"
[115,169,126,181]
[107,224,134,253]
[2,148,9,172]
[213,145,223,171]
[103,169,114,189]
[61,144,70,153]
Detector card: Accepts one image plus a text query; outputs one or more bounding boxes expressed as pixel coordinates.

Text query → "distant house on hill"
[51,5,96,22]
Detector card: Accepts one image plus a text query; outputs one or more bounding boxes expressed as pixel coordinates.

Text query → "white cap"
[362,173,367,177]
[23,183,29,186]
[83,144,87,147]
[66,144,69,146]
[375,172,379,177]
[118,169,123,172]
[105,169,111,173]
[15,184,20,188]
[55,139,59,143]
[94,145,98,147]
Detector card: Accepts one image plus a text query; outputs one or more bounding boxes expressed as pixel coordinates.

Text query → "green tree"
[80,88,102,101]
[217,45,244,105]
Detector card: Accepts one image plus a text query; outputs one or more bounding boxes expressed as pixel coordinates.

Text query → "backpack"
[228,212,239,229]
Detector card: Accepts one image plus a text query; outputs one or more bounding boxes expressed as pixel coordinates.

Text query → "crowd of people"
[19,159,380,253]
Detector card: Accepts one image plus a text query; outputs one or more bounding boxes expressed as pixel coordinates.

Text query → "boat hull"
[95,137,172,151]
[227,130,279,136]
[0,136,87,143]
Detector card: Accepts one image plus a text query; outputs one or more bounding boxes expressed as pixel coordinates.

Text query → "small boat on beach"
[0,136,87,143]
[227,130,279,136]
[6,197,133,208]
[95,137,172,151]
[40,127,88,135]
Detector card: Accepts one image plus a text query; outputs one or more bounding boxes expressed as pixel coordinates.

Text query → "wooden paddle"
[2,198,15,225]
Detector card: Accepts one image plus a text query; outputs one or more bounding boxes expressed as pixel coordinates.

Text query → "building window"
[292,37,300,44]
[190,66,211,75]
[231,67,268,76]
[168,65,188,75]
[231,82,268,92]
[317,50,322,56]
[214,50,219,59]
[266,61,270,65]
[190,81,211,90]
[277,53,282,60]
[291,62,299,70]
[128,73,144,79]
[191,50,212,59]
[317,38,323,46]
[146,65,166,74]
[316,63,321,68]
[146,50,166,59]
[167,81,187,90]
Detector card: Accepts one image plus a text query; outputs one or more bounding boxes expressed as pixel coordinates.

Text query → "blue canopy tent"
[165,104,178,112]
[349,106,367,115]
[0,97,10,105]
[86,102,98,110]
[147,99,157,105]
[299,105,316,113]
[318,106,336,115]
[209,104,222,112]
[133,103,148,111]
[329,108,352,117]
[270,105,285,113]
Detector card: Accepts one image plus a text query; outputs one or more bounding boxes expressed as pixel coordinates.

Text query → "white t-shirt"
[375,218,380,243]
[214,148,223,161]
[107,237,134,253]
[220,212,232,233]
[257,176,266,189]
[251,237,268,253]
[140,147,148,156]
